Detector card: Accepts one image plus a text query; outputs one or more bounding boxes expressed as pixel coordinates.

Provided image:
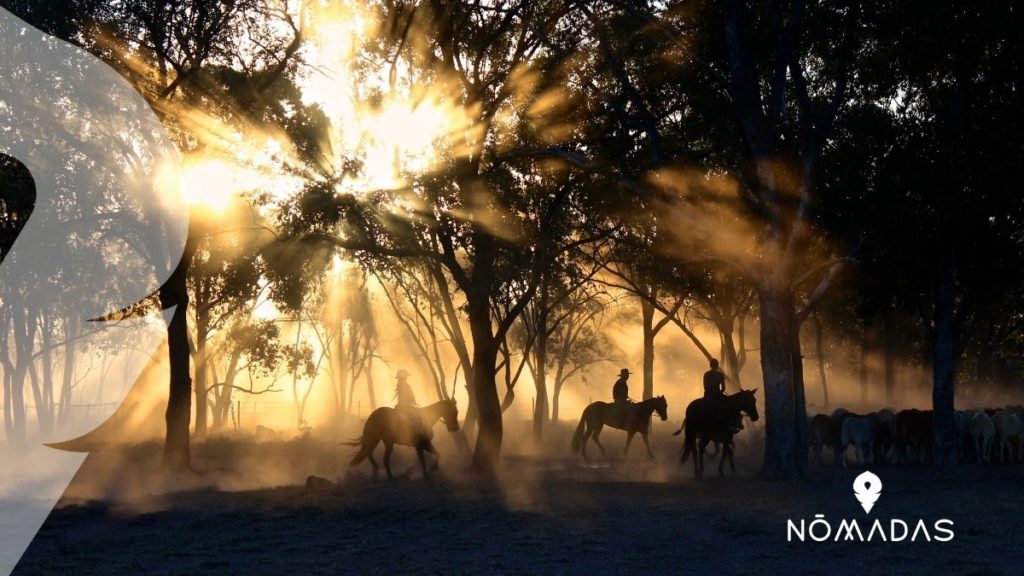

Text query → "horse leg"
[641,431,654,460]
[417,446,429,479]
[695,441,703,478]
[624,431,636,458]
[427,443,441,472]
[697,438,710,479]
[718,443,728,477]
[729,443,736,474]
[367,448,380,478]
[383,441,395,479]
[592,425,607,458]
[580,423,591,460]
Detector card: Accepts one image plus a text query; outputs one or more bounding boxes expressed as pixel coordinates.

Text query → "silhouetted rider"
[703,358,742,433]
[703,359,726,399]
[613,368,632,404]
[395,369,426,437]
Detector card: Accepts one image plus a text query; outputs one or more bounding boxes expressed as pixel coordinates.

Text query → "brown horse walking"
[347,399,459,479]
[677,389,758,478]
[571,396,668,459]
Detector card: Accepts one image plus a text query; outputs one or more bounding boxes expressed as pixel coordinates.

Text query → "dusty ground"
[13,421,1024,575]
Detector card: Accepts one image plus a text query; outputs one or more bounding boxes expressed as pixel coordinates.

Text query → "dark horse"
[571,396,668,459]
[676,389,759,478]
[347,399,459,479]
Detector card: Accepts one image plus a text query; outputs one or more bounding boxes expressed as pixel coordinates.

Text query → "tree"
[275,0,603,471]
[836,1,1024,468]
[576,0,868,478]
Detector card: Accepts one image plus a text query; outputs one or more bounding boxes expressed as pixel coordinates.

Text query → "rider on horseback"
[613,368,632,404]
[703,359,742,433]
[703,359,726,399]
[611,368,633,427]
[395,369,426,437]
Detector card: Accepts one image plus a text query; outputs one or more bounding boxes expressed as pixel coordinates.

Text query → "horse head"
[442,398,460,432]
[735,389,759,422]
[653,395,668,421]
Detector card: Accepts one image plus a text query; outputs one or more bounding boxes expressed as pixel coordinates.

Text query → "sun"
[179,159,240,213]
[293,2,477,195]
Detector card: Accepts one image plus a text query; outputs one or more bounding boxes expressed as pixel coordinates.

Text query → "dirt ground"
[13,421,1024,575]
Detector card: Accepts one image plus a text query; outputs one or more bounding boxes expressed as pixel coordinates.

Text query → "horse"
[677,389,759,479]
[346,399,459,479]
[571,396,668,460]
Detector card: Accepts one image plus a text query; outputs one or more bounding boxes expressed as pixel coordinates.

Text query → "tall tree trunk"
[551,335,571,424]
[28,362,44,436]
[932,250,957,469]
[532,287,550,443]
[39,313,55,436]
[365,355,376,411]
[331,326,346,419]
[813,314,829,408]
[10,304,31,445]
[213,349,240,428]
[792,323,808,473]
[551,380,563,424]
[58,316,78,424]
[468,291,501,473]
[161,234,195,471]
[194,307,209,437]
[640,297,655,400]
[757,281,802,479]
[2,363,11,442]
[720,324,742,390]
[1,311,14,440]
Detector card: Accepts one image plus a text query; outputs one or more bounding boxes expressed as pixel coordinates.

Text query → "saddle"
[396,406,428,443]
[607,401,636,428]
[699,396,743,433]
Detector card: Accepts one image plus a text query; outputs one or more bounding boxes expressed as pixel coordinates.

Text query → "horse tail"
[571,412,587,453]
[672,418,685,436]
[346,437,365,465]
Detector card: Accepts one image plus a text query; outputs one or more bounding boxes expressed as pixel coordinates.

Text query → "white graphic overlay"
[0,7,188,574]
[853,470,883,514]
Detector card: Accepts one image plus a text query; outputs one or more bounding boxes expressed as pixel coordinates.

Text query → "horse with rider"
[675,358,759,478]
[347,369,460,479]
[571,368,668,459]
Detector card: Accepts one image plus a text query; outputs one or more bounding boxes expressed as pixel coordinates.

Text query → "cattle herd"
[808,406,1024,466]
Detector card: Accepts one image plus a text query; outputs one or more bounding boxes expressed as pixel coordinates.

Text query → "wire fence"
[0,402,119,419]
[232,396,597,430]
[2,397,600,435]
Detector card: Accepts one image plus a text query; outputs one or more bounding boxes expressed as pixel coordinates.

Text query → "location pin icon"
[0,7,188,574]
[853,470,883,514]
